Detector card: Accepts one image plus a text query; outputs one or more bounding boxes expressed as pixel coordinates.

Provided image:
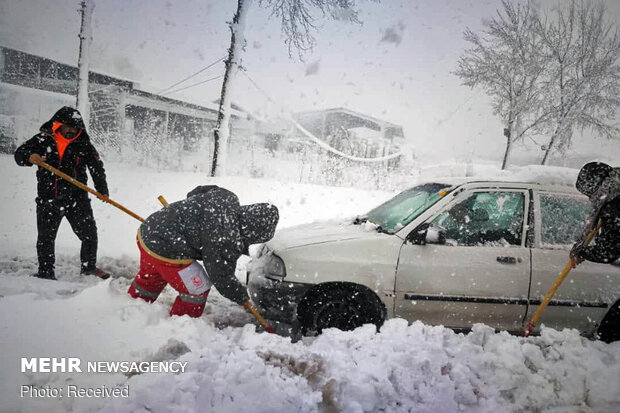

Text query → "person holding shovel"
[128,185,279,318]
[570,162,620,266]
[14,106,110,280]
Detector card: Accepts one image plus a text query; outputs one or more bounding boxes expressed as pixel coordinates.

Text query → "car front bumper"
[247,271,313,324]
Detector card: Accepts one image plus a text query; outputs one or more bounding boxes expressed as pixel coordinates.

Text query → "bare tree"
[455,0,546,169]
[210,0,361,177]
[535,0,620,165]
[76,0,95,128]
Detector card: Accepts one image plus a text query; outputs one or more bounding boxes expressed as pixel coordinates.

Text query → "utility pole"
[76,0,95,128]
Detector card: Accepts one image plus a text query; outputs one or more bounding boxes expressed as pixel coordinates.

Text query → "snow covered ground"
[1,155,619,412]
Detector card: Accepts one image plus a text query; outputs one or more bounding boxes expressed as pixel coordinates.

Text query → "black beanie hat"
[40,106,86,133]
[576,162,613,197]
[238,203,279,254]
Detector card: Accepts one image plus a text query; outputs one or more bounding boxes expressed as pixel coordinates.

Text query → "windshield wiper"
[353,216,368,225]
[354,216,390,233]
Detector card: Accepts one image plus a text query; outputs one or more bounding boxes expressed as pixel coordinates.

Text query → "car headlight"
[265,254,286,280]
[256,244,269,258]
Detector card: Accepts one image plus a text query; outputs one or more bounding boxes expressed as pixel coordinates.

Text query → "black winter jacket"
[14,107,108,201]
[580,196,620,263]
[573,164,620,264]
[140,185,279,304]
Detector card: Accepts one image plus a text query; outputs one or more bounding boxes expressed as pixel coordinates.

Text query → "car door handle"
[497,256,521,264]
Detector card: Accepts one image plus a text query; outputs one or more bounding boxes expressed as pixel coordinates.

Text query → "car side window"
[432,191,525,247]
[539,193,589,247]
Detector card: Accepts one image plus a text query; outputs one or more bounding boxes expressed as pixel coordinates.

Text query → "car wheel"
[597,301,620,343]
[297,284,385,335]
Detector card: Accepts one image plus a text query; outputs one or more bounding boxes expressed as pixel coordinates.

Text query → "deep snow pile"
[1,278,619,413]
[1,156,619,412]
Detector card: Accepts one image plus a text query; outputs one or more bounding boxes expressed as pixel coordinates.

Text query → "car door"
[394,188,531,331]
[528,190,620,334]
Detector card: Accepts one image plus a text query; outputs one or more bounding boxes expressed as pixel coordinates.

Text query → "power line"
[163,75,224,95]
[239,69,403,163]
[157,56,225,94]
[240,69,273,103]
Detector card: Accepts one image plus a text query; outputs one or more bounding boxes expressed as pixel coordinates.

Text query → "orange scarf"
[52,121,81,161]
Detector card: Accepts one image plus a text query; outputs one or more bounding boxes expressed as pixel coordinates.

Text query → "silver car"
[247,180,620,340]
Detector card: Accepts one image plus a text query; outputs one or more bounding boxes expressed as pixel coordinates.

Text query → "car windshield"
[364,183,452,233]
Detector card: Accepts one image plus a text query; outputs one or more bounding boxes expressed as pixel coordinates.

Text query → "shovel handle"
[523,261,573,337]
[243,301,275,333]
[34,159,145,222]
[523,221,602,337]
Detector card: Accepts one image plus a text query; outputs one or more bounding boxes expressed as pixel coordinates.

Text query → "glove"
[96,193,110,203]
[28,153,46,165]
[570,244,585,268]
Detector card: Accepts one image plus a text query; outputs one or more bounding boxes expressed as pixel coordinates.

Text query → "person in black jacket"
[128,185,279,318]
[570,162,620,266]
[14,106,110,280]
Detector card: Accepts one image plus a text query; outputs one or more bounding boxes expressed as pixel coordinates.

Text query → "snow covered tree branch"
[455,0,619,169]
[535,0,620,164]
[455,0,545,169]
[259,0,361,57]
[210,0,362,177]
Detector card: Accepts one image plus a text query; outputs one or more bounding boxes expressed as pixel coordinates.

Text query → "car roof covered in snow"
[414,164,580,193]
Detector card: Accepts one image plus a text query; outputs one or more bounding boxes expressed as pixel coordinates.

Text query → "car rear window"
[539,193,590,247]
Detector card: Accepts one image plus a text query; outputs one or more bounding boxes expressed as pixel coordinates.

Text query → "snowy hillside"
[1,155,619,412]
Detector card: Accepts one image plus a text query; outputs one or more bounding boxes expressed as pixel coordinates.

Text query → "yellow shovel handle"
[524,220,602,337]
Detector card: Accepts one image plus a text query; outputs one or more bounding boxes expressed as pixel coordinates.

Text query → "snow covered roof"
[0,45,138,86]
[294,107,404,134]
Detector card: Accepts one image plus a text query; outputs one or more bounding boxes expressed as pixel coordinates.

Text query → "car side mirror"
[408,223,446,245]
[425,224,447,245]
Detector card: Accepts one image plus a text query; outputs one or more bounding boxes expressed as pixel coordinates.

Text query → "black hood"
[576,162,613,198]
[239,203,279,254]
[40,106,87,134]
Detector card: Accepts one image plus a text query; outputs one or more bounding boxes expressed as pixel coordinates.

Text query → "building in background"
[0,46,225,162]
[293,108,405,159]
[0,45,412,188]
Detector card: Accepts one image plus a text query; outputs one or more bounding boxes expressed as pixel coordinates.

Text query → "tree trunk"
[501,135,512,170]
[76,0,95,128]
[210,0,251,177]
[501,116,514,170]
[542,112,568,165]
[541,130,558,165]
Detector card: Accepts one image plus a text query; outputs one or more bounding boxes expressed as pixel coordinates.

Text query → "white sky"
[0,0,619,164]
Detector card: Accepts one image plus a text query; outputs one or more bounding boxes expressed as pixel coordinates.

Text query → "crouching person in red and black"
[128,185,279,318]
[14,106,110,280]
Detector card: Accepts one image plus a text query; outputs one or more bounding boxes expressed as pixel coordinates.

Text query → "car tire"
[297,283,385,335]
[597,301,620,343]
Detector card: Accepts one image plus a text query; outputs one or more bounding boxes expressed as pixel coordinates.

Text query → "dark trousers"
[36,197,98,277]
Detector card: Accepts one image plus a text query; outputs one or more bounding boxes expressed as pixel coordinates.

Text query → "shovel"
[523,220,602,337]
[32,158,145,222]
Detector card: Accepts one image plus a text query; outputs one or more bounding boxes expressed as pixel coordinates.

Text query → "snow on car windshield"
[365,183,452,233]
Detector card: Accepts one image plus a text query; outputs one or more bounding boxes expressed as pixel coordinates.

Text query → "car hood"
[268,220,384,251]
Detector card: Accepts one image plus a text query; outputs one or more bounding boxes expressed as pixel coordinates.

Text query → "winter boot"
[81,267,110,280]
[170,291,210,318]
[32,272,57,280]
[128,276,166,303]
